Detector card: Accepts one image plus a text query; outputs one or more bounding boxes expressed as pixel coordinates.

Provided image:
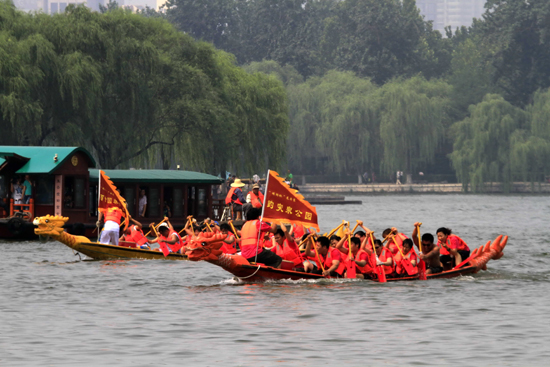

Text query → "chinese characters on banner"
[98,170,129,230]
[262,170,320,231]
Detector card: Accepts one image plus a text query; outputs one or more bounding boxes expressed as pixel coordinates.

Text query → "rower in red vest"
[120,217,150,249]
[240,208,282,267]
[150,222,185,256]
[382,227,409,255]
[366,238,394,276]
[272,224,303,269]
[336,236,373,279]
[394,238,418,276]
[225,178,246,220]
[218,223,237,254]
[304,236,345,277]
[436,227,471,269]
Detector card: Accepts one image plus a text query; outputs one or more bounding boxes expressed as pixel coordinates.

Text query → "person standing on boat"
[138,189,147,217]
[412,224,442,274]
[22,175,33,204]
[240,208,282,268]
[97,206,125,246]
[243,183,264,219]
[11,177,24,204]
[436,227,470,269]
[225,178,246,220]
[304,236,345,277]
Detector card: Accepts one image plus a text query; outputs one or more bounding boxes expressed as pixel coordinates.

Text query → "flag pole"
[255,170,270,264]
[97,170,102,241]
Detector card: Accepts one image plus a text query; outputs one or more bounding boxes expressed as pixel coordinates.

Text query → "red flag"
[262,170,320,232]
[98,170,129,231]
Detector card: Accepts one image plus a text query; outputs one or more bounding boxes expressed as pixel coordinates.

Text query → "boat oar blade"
[370,253,386,283]
[418,259,427,280]
[346,258,356,279]
[401,258,416,276]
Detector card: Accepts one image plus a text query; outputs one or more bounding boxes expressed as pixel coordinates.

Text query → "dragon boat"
[183,231,508,283]
[34,215,187,261]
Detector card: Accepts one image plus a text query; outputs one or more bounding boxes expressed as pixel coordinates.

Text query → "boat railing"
[10,198,34,221]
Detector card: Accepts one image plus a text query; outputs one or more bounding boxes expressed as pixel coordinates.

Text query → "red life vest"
[240,219,263,258]
[395,249,418,275]
[350,249,372,274]
[249,191,264,208]
[439,234,470,255]
[104,208,122,224]
[225,187,243,205]
[128,225,148,246]
[159,230,184,256]
[314,248,345,275]
[387,233,408,255]
[221,233,237,254]
[378,247,394,275]
[274,240,302,267]
[293,224,305,239]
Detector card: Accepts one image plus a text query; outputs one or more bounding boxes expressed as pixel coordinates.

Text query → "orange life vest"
[387,233,408,255]
[240,220,264,258]
[249,191,264,208]
[104,207,123,224]
[350,248,372,274]
[159,230,184,255]
[225,187,243,205]
[274,240,302,267]
[221,234,237,254]
[128,225,148,246]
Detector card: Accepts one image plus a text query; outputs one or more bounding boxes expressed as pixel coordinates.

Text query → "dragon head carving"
[33,215,68,237]
[185,232,225,262]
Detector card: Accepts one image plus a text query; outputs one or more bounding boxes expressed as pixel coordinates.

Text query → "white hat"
[158,223,169,229]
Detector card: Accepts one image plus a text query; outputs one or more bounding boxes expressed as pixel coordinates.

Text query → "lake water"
[1,195,549,366]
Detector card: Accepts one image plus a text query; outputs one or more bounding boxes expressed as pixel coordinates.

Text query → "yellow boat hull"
[67,241,188,261]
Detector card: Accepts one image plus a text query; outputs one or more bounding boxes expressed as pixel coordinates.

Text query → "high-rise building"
[416,0,486,34]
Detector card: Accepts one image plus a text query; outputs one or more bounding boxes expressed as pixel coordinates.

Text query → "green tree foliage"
[481,0,550,106]
[378,77,451,175]
[0,2,288,174]
[449,94,527,192]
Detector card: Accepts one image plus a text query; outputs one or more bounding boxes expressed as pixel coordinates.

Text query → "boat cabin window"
[197,188,207,217]
[64,177,85,209]
[122,186,135,216]
[148,187,160,217]
[173,188,183,217]
[35,176,54,205]
[163,186,172,218]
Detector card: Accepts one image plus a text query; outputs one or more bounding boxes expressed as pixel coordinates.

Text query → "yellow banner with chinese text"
[262,170,319,232]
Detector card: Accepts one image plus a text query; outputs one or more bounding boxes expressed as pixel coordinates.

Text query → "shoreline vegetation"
[2,1,550,193]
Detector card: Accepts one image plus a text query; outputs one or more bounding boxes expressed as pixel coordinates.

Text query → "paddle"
[392,235,416,276]
[346,230,356,279]
[326,221,346,238]
[370,232,386,283]
[416,223,427,280]
[178,218,191,235]
[310,235,327,277]
[228,220,241,252]
[144,217,168,237]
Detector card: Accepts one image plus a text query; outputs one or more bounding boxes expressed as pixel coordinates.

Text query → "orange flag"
[98,170,129,231]
[262,170,319,232]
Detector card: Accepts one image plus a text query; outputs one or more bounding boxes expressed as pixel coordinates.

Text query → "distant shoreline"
[298,182,550,195]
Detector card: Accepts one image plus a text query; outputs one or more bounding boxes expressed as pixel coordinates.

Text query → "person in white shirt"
[138,189,147,217]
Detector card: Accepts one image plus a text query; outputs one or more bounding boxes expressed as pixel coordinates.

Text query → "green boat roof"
[89,169,223,184]
[0,146,96,174]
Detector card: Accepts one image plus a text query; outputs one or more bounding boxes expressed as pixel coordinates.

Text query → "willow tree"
[509,89,550,182]
[450,94,527,192]
[287,70,379,175]
[377,76,450,178]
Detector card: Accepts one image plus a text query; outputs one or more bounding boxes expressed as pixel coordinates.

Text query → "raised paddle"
[392,235,416,276]
[370,232,386,283]
[416,223,427,280]
[327,221,346,238]
[346,232,356,279]
[145,217,168,237]
[228,220,240,241]
[178,218,191,235]
[310,235,327,276]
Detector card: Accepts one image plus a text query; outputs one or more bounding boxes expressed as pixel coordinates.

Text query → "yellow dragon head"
[33,215,68,237]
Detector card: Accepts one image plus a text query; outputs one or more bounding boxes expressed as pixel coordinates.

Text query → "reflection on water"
[1,195,549,366]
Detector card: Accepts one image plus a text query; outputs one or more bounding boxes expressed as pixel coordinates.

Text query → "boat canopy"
[0,146,96,174]
[89,169,223,184]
